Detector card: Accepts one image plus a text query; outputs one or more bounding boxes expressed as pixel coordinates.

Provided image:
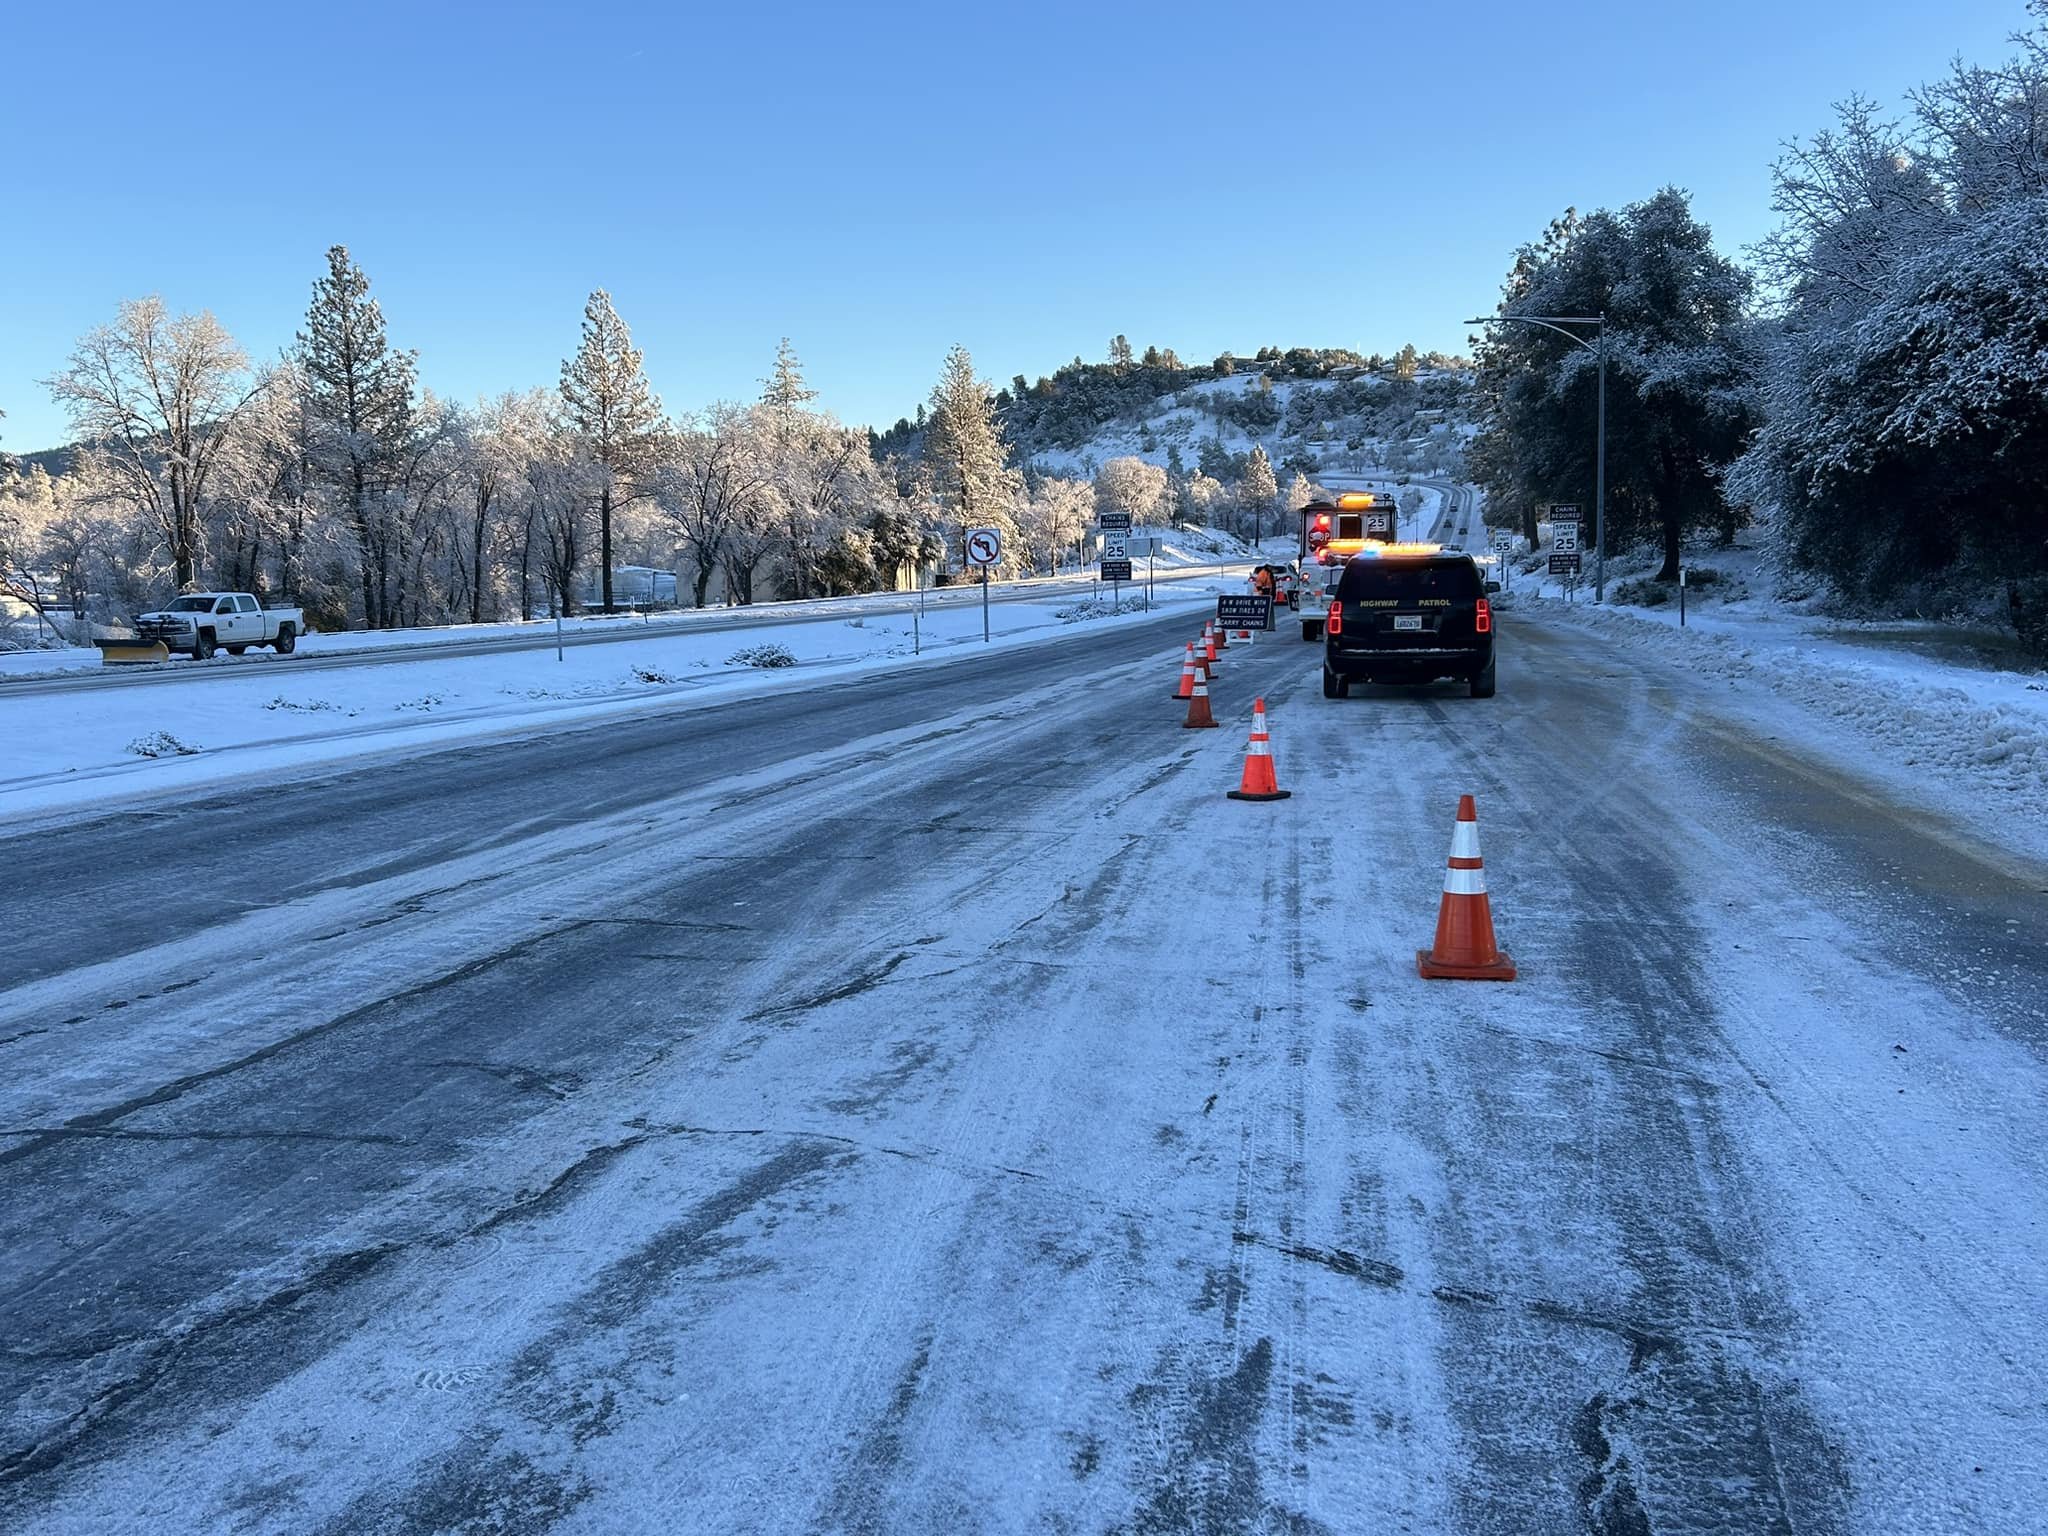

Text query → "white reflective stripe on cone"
[1442,866,1488,896]
[1449,820,1482,860]
[1248,739,1271,756]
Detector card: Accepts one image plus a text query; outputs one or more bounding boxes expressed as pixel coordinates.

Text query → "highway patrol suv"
[1321,545,1499,699]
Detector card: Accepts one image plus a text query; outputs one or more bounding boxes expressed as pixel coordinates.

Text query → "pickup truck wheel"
[226,645,249,656]
[272,626,297,655]
[1302,621,1322,642]
[1321,666,1341,699]
[1470,658,1497,699]
[192,631,216,661]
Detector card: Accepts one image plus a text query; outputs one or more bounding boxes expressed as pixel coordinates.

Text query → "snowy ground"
[1503,538,2048,865]
[0,575,1248,821]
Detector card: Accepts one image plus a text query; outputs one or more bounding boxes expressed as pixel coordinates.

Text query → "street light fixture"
[1464,313,1608,602]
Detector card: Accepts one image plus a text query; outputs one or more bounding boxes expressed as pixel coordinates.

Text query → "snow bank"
[0,563,1261,685]
[0,579,1241,821]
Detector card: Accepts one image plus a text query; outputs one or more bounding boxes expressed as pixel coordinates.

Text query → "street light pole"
[1594,322,1607,603]
[1465,312,1609,602]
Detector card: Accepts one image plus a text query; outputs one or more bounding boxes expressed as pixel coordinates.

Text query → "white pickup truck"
[134,593,303,659]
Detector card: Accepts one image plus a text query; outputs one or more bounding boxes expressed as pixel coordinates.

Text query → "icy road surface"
[2,608,2044,1533]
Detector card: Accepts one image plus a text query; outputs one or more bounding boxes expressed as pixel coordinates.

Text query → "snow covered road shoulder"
[0,581,1234,820]
[1512,590,2048,865]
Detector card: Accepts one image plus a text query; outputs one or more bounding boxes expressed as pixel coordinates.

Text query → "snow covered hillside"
[1017,367,1478,485]
[868,347,1478,494]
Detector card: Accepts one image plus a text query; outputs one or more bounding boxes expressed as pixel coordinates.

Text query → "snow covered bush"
[263,696,351,713]
[1612,577,1672,607]
[728,643,796,668]
[1054,598,1146,622]
[127,731,199,758]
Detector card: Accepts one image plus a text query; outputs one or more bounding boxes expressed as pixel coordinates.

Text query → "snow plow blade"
[96,639,170,665]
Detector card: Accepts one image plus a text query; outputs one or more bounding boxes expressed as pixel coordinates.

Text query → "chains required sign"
[1548,504,1582,556]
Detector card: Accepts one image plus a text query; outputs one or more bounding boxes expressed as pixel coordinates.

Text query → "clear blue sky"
[0,0,2028,452]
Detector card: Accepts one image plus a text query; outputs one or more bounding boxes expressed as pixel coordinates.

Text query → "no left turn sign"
[967,527,1003,566]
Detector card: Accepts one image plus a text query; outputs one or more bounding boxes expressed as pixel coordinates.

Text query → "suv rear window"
[1337,559,1481,602]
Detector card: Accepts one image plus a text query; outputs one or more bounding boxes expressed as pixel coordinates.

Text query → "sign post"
[1490,527,1514,591]
[1097,511,1133,609]
[966,526,1003,642]
[1679,566,1687,627]
[1548,506,1583,604]
[1548,552,1581,601]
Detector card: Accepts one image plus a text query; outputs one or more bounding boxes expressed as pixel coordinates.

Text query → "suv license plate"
[1394,614,1423,631]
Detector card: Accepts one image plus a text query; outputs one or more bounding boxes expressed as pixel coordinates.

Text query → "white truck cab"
[134,593,303,659]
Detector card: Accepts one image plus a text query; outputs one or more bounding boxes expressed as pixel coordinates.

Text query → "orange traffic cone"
[1203,624,1221,666]
[1182,670,1218,729]
[1226,697,1290,801]
[1173,643,1198,700]
[1213,620,1230,651]
[1195,635,1215,681]
[1417,795,1515,981]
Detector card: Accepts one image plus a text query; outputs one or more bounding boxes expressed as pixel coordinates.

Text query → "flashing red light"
[1475,596,1492,634]
[1313,512,1331,531]
[1326,599,1342,636]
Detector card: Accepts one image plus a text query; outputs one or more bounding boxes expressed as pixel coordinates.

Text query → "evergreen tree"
[1471,191,1755,579]
[1394,343,1420,380]
[925,344,1018,567]
[559,290,663,611]
[297,245,417,626]
[761,336,819,414]
[1108,334,1134,372]
[1241,444,1278,541]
